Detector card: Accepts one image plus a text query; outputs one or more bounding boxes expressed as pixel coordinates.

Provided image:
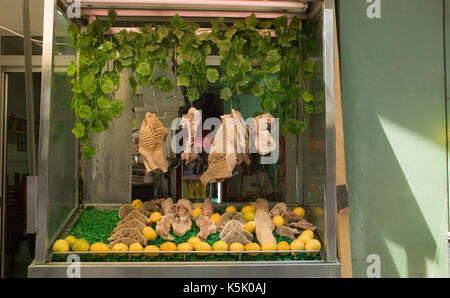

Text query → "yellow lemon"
[131,199,143,208]
[293,206,305,218]
[225,206,236,213]
[240,205,255,214]
[243,211,255,222]
[301,229,314,239]
[177,242,194,256]
[290,239,305,251]
[298,234,312,245]
[90,242,110,257]
[142,226,157,241]
[188,237,202,247]
[305,239,322,252]
[160,242,177,256]
[272,215,285,227]
[144,245,160,257]
[53,239,70,253]
[210,213,221,225]
[261,242,277,256]
[312,207,324,218]
[150,211,162,223]
[129,242,144,257]
[244,221,256,233]
[245,242,261,257]
[212,241,228,256]
[111,243,128,256]
[229,242,244,256]
[72,239,90,252]
[191,208,203,218]
[64,235,77,248]
[277,241,290,256]
[195,242,211,256]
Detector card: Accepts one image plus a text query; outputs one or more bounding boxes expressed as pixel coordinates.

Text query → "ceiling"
[0,0,45,36]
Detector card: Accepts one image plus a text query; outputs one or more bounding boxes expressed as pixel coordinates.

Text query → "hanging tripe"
[139,112,169,173]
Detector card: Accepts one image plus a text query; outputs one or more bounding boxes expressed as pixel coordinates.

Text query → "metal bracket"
[26,176,38,234]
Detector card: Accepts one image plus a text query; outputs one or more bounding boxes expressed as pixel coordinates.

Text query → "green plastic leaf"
[136,62,151,76]
[251,82,265,97]
[302,91,314,103]
[81,75,97,96]
[245,14,258,28]
[71,122,85,138]
[82,145,96,159]
[170,14,185,28]
[268,79,281,92]
[220,87,232,101]
[206,68,219,83]
[154,75,174,93]
[186,88,200,102]
[274,15,288,28]
[67,61,77,77]
[101,79,115,94]
[176,74,190,87]
[286,119,306,135]
[97,96,111,109]
[102,41,114,52]
[78,105,92,119]
[111,100,125,117]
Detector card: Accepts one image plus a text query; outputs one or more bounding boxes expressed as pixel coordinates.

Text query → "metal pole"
[22,0,37,176]
[323,0,337,262]
[35,0,56,265]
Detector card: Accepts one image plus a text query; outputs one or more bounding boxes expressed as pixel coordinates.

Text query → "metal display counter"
[28,0,340,278]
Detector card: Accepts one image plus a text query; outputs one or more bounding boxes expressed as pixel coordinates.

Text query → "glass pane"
[303,16,326,237]
[46,10,77,242]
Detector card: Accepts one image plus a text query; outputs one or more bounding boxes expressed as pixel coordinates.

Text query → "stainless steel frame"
[29,0,340,277]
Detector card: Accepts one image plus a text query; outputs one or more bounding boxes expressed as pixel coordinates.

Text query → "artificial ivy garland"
[67,11,318,159]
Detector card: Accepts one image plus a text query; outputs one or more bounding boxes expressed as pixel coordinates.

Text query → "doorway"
[0,71,40,277]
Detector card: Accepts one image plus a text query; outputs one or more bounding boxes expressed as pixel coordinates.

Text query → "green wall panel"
[337,0,448,277]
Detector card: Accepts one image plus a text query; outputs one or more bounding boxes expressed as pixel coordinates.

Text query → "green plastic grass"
[52,206,321,262]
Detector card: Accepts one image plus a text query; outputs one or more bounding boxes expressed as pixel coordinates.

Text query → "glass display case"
[28,0,339,277]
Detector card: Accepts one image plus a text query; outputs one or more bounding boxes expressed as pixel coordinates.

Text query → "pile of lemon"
[53,236,112,257]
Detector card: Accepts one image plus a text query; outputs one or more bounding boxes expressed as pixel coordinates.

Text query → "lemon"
[298,234,312,245]
[194,242,211,256]
[160,242,177,256]
[144,245,160,257]
[177,242,194,256]
[225,206,236,213]
[210,213,221,225]
[229,242,245,256]
[191,208,203,217]
[272,215,285,227]
[244,221,256,233]
[261,242,277,256]
[290,239,305,251]
[305,239,321,252]
[111,243,128,256]
[150,211,162,223]
[301,229,314,239]
[293,206,305,218]
[243,211,255,222]
[131,199,143,208]
[72,239,90,252]
[90,242,110,256]
[188,237,202,247]
[240,205,255,214]
[212,241,228,256]
[245,242,261,257]
[312,207,324,218]
[129,242,144,257]
[277,241,290,256]
[64,235,77,248]
[53,239,70,253]
[142,226,157,241]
